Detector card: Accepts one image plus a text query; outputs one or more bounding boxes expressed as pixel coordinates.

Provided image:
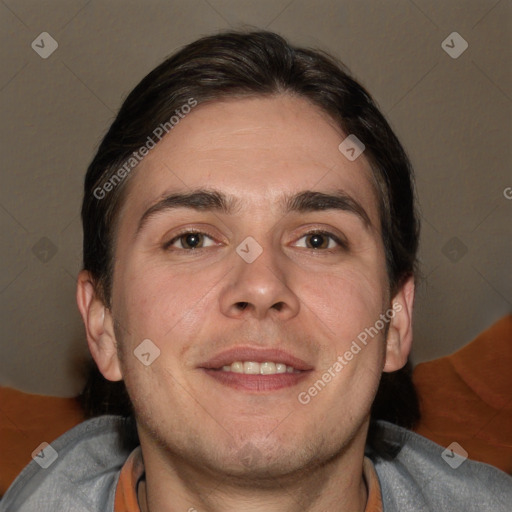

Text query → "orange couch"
[0,387,85,496]
[1,315,511,496]
[413,314,512,474]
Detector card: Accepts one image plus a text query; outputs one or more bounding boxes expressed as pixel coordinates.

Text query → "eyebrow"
[136,188,372,235]
[284,189,371,226]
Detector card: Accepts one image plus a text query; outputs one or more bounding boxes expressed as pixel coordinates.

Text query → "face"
[80,94,412,479]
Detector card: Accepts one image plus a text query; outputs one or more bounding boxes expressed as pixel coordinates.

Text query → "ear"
[383,275,415,372]
[76,270,122,381]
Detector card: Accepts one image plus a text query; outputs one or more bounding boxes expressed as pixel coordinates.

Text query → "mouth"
[199,347,313,392]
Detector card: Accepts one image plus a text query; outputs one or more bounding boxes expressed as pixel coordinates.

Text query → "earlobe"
[383,275,415,373]
[76,270,123,382]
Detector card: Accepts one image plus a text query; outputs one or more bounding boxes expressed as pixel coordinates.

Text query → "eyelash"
[294,230,348,252]
[164,229,348,253]
[163,229,218,251]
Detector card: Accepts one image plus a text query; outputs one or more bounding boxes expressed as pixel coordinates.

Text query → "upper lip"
[200,346,314,371]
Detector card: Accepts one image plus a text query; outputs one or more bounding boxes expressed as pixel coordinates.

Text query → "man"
[2,30,511,512]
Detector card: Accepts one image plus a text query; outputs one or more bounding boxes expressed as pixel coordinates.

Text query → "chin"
[210,429,334,480]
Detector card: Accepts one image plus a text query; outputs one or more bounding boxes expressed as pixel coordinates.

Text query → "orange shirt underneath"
[114,447,383,512]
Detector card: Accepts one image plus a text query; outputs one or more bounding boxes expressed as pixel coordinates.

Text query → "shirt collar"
[114,447,383,511]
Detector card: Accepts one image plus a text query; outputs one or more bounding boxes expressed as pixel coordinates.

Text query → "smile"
[202,367,309,392]
[200,346,313,391]
[217,361,301,374]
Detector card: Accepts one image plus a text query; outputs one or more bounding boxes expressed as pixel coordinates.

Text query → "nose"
[219,240,301,321]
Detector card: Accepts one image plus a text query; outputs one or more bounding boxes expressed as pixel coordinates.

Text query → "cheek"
[119,354,190,433]
[114,259,226,353]
[299,264,386,339]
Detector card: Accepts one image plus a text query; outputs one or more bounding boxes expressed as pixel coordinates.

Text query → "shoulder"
[369,420,512,512]
[0,415,133,512]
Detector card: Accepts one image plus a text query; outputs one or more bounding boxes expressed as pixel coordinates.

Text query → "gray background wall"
[1,0,510,397]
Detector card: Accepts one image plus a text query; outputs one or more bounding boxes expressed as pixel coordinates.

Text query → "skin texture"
[77,95,415,512]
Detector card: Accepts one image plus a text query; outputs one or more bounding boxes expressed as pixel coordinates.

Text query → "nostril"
[272,301,285,312]
[237,302,249,310]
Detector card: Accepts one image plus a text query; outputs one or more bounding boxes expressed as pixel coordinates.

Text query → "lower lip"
[202,369,310,392]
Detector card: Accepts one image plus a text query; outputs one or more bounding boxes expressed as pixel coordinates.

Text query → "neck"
[137,428,369,512]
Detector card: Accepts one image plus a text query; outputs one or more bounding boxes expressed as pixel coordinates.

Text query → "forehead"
[119,94,380,225]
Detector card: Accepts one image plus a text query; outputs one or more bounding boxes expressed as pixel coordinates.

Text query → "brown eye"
[306,233,330,249]
[180,233,203,249]
[294,231,345,250]
[167,232,216,250]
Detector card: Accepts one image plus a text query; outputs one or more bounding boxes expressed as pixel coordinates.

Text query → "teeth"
[244,361,260,374]
[220,361,299,374]
[231,362,244,373]
[260,362,276,374]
